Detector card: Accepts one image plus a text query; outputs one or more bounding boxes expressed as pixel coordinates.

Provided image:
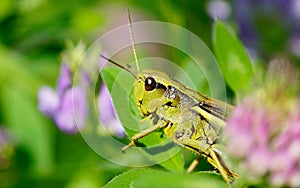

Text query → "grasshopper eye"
[145,77,156,91]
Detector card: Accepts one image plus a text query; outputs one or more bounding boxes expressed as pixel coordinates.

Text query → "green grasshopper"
[100,10,237,183]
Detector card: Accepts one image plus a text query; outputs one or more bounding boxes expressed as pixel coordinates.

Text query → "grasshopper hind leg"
[208,148,231,183]
[187,156,202,173]
[207,146,238,183]
[173,135,236,183]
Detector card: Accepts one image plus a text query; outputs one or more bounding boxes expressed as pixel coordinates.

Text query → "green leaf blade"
[213,21,254,96]
[104,169,229,188]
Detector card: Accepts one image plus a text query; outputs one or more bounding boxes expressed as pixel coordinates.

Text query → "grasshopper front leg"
[121,119,168,152]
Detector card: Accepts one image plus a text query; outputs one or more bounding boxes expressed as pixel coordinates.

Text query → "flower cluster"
[38,42,88,134]
[38,42,124,137]
[38,42,89,134]
[225,59,300,187]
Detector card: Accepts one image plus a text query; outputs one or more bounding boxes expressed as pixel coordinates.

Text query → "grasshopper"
[100,10,237,183]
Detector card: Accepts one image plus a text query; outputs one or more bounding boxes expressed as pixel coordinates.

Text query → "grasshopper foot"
[121,141,136,153]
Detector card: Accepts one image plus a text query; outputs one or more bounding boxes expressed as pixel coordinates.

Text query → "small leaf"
[101,67,122,92]
[176,58,210,96]
[213,21,254,96]
[103,169,157,188]
[104,169,229,188]
[134,171,228,188]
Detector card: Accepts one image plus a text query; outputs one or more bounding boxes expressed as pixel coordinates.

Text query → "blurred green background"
[0,0,299,187]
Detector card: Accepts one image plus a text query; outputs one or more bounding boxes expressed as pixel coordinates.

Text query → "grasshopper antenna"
[127,9,140,72]
[100,54,137,79]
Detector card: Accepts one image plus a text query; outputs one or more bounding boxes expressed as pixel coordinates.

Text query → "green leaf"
[104,169,229,188]
[134,171,229,188]
[103,169,156,188]
[176,58,210,96]
[213,21,254,96]
[101,67,184,172]
[101,67,122,92]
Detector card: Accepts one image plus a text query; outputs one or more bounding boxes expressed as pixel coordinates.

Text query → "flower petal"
[54,86,87,134]
[98,84,115,125]
[37,86,60,117]
[98,83,125,138]
[57,63,72,97]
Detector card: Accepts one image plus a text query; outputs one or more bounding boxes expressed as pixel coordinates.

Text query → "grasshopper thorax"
[134,69,171,116]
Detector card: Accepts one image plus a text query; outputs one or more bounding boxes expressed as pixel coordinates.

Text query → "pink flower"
[246,147,270,177]
[225,59,300,186]
[288,169,300,188]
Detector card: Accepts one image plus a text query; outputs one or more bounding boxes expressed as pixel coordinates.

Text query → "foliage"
[213,21,254,98]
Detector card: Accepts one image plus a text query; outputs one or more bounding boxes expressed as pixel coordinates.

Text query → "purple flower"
[37,42,90,134]
[56,62,72,97]
[206,0,231,20]
[98,83,125,138]
[225,59,300,187]
[38,86,60,118]
[54,86,87,134]
[38,63,88,134]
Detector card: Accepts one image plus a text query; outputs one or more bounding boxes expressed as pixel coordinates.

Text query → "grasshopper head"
[134,69,170,116]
